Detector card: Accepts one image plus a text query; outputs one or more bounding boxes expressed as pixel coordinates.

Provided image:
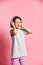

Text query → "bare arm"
[21,24,32,34]
[12,28,17,36]
[10,21,17,36]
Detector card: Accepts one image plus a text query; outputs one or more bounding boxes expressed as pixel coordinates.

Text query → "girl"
[10,16,32,65]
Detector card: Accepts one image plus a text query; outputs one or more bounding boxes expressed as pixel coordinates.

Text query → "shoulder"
[19,29,24,33]
[20,29,28,35]
[20,29,25,32]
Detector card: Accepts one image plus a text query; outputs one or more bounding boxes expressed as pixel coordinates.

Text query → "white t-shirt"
[10,29,27,58]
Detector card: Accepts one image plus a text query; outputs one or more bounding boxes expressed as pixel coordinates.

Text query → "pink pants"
[11,56,27,65]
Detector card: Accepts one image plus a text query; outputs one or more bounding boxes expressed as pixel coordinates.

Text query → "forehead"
[15,19,22,23]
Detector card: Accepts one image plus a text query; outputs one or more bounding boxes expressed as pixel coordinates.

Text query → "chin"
[16,27,20,29]
[16,26,21,29]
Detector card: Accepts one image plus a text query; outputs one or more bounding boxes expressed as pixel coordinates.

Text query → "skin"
[10,18,32,36]
[14,19,22,29]
[10,19,22,36]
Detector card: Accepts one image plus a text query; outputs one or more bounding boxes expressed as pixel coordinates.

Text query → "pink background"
[0,0,43,65]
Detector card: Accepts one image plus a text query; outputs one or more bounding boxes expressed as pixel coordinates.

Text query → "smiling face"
[14,18,22,29]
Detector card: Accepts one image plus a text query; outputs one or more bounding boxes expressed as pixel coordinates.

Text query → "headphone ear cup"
[10,21,14,28]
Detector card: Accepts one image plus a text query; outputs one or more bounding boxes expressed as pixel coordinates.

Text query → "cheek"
[16,23,22,27]
[15,23,18,26]
[19,23,22,26]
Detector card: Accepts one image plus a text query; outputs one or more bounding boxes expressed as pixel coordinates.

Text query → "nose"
[18,23,20,26]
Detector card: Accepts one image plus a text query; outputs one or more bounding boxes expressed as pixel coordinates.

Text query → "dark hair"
[12,16,22,22]
[10,16,22,28]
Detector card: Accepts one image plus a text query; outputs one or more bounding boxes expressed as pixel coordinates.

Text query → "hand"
[21,23,25,28]
[21,23,25,30]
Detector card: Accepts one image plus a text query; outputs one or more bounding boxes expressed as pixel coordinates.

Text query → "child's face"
[14,19,22,29]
